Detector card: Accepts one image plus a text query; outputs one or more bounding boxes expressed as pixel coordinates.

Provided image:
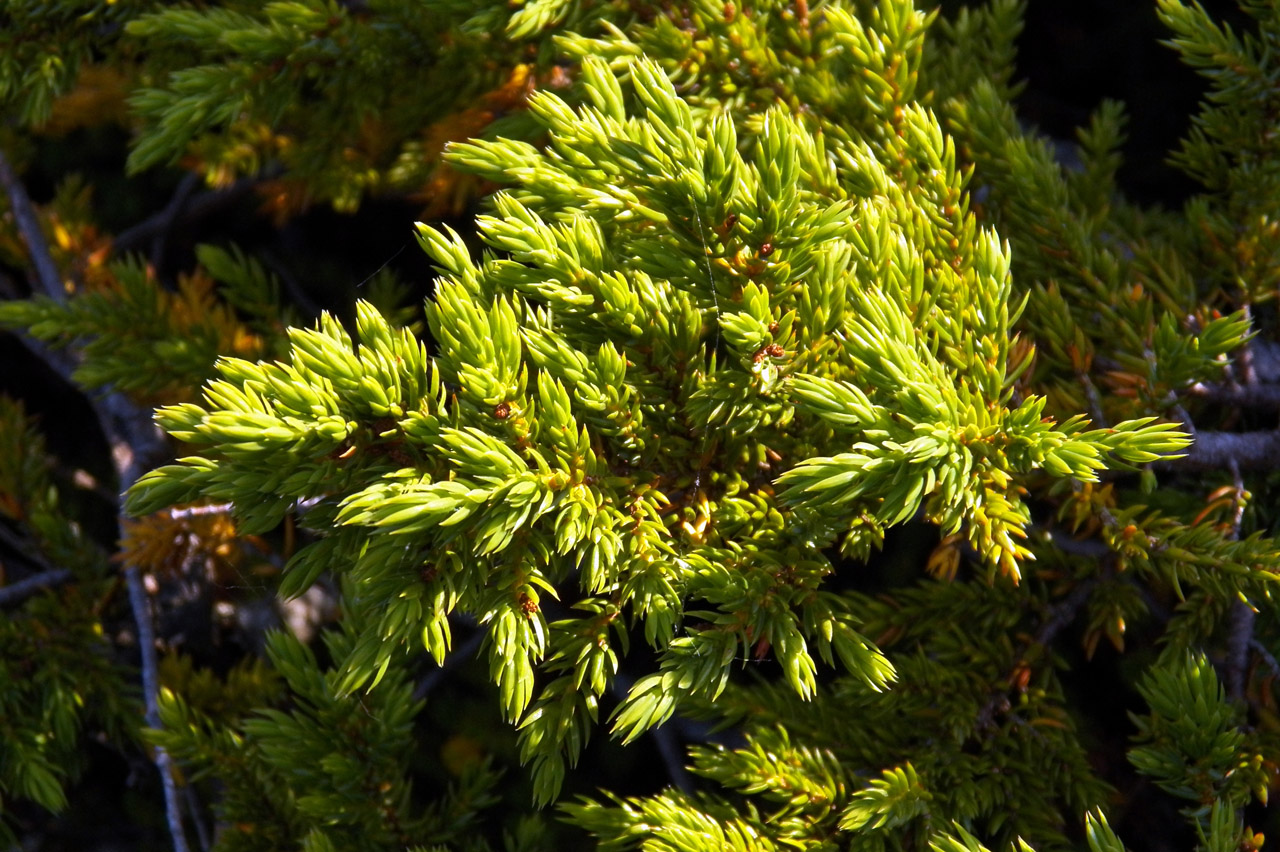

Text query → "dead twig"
[1164,430,1280,471]
[1185,381,1280,410]
[0,148,64,302]
[151,172,201,275]
[0,568,74,609]
[125,561,189,852]
[113,178,258,257]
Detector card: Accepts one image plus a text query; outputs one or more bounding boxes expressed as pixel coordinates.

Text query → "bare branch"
[978,570,1105,731]
[113,178,258,257]
[126,562,190,852]
[1224,460,1253,701]
[1034,574,1102,648]
[1246,338,1280,383]
[1170,430,1280,471]
[151,172,201,274]
[1251,639,1280,681]
[1185,381,1280,410]
[1226,601,1256,700]
[0,568,74,609]
[0,147,64,303]
[183,784,212,852]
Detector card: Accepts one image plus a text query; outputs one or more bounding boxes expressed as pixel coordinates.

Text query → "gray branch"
[1185,381,1280,410]
[0,148,64,303]
[0,569,73,609]
[1170,430,1280,471]
[113,178,258,257]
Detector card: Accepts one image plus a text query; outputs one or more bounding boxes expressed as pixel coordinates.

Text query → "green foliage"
[129,48,1192,816]
[0,1,141,127]
[148,606,532,852]
[0,252,284,402]
[0,400,133,843]
[1129,653,1268,823]
[123,0,612,210]
[3,0,1280,850]
[0,591,131,834]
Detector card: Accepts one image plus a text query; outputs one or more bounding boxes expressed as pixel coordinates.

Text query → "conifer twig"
[977,573,1102,731]
[1225,459,1253,701]
[0,522,65,575]
[1185,315,1280,411]
[125,561,190,852]
[184,784,211,852]
[95,352,188,852]
[1032,574,1102,648]
[1226,601,1256,701]
[1250,639,1280,681]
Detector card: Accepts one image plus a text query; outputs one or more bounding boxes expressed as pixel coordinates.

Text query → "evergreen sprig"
[129,46,1188,813]
[0,254,279,403]
[148,606,518,852]
[1129,653,1268,823]
[0,1,140,127]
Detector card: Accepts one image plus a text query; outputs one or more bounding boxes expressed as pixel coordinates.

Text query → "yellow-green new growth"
[129,49,1189,810]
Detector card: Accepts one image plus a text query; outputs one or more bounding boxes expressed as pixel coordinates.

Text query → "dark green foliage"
[148,607,532,852]
[1129,654,1267,824]
[0,400,132,845]
[0,1,141,127]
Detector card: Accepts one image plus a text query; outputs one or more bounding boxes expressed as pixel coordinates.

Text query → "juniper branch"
[183,784,211,852]
[1225,460,1253,701]
[124,562,189,852]
[1250,639,1280,681]
[1226,601,1255,700]
[1034,573,1104,648]
[977,572,1104,731]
